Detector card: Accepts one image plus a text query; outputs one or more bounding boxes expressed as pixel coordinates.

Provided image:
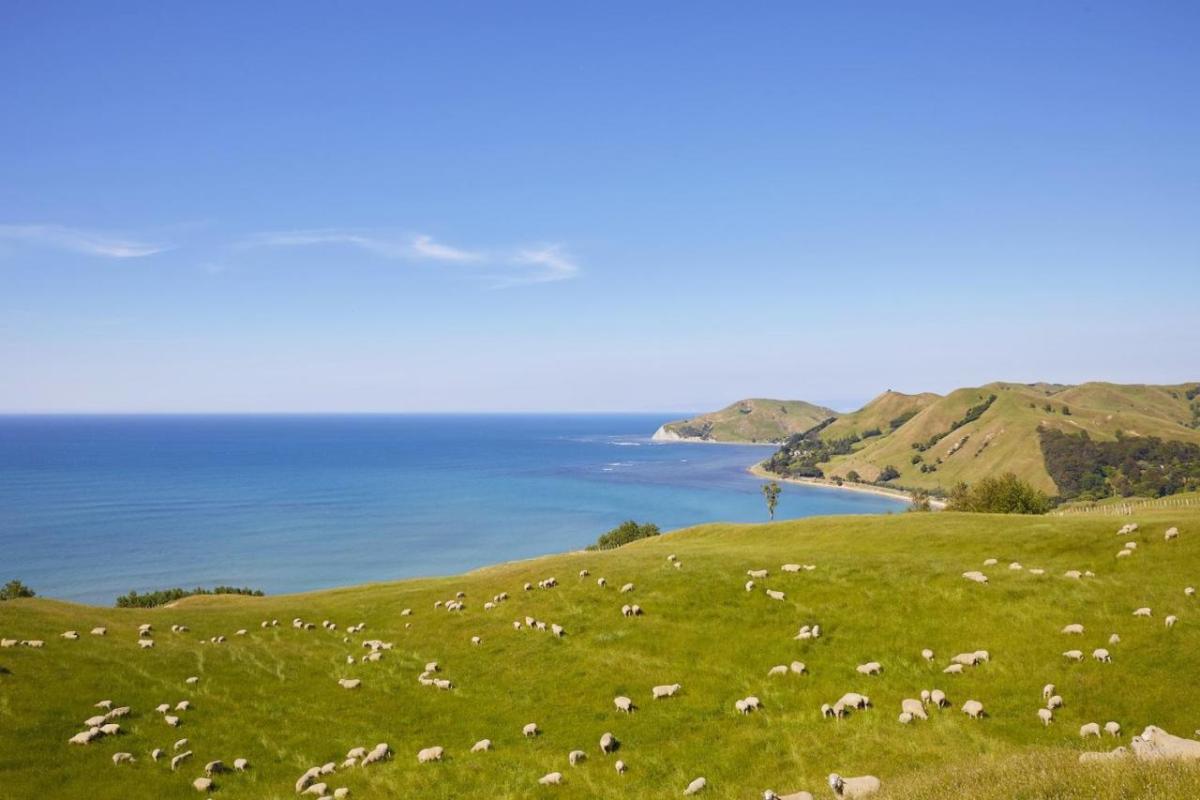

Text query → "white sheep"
[338,678,361,689]
[171,751,193,771]
[204,760,226,776]
[193,777,213,792]
[569,749,586,766]
[931,689,948,707]
[962,571,988,584]
[983,558,998,566]
[1048,695,1064,710]
[961,700,984,719]
[827,773,881,798]
[620,583,635,593]
[1166,615,1178,628]
[1133,607,1152,618]
[1063,650,1083,661]
[898,712,913,724]
[579,569,589,578]
[470,738,492,752]
[782,563,802,573]
[766,589,786,601]
[539,771,563,786]
[1079,746,1130,763]
[1081,722,1101,738]
[1093,648,1112,662]
[1106,721,1121,737]
[856,662,882,676]
[790,661,807,674]
[653,683,682,698]
[1042,683,1055,701]
[1165,527,1179,541]
[745,580,756,592]
[417,746,443,763]
[523,722,540,737]
[943,664,964,674]
[1061,623,1085,635]
[1117,549,1132,558]
[769,665,789,677]
[684,776,707,795]
[1109,633,1121,645]
[951,652,979,666]
[1038,708,1053,726]
[600,732,617,753]
[597,577,607,588]
[615,759,627,773]
[90,627,107,636]
[614,696,634,713]
[921,648,934,661]
[138,639,155,649]
[747,569,769,579]
[901,698,927,720]
[1130,725,1200,761]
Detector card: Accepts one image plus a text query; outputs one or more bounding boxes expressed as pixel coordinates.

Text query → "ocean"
[0,415,904,604]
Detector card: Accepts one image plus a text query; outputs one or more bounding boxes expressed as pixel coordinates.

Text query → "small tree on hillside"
[0,580,35,601]
[762,481,781,520]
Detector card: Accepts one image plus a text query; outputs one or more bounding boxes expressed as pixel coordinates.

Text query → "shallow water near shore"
[0,414,903,604]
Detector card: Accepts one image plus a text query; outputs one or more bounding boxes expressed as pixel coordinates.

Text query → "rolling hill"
[2,509,1199,799]
[654,398,836,444]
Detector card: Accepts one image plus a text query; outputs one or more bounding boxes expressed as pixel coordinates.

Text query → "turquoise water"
[0,415,903,604]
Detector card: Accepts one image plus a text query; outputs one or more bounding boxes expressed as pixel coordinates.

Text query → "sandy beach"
[748,462,947,509]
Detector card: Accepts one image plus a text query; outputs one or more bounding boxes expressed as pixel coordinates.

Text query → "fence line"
[1052,496,1199,516]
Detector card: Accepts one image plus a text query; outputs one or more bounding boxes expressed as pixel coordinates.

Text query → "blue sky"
[2,2,1197,413]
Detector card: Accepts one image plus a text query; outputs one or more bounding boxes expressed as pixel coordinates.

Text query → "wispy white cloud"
[505,244,581,286]
[0,224,168,258]
[243,229,482,263]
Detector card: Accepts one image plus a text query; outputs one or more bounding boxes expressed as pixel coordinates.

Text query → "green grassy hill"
[782,382,1200,497]
[817,390,940,443]
[656,398,836,443]
[3,509,1200,799]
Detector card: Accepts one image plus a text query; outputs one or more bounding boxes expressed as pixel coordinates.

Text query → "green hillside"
[655,398,836,443]
[817,390,941,443]
[765,382,1200,498]
[3,510,1200,799]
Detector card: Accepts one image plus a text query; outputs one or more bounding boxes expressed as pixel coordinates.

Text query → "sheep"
[193,778,213,792]
[138,639,155,649]
[401,608,412,616]
[950,653,979,666]
[110,752,135,765]
[921,649,934,662]
[930,689,948,707]
[1029,568,1046,575]
[234,757,249,771]
[91,627,107,636]
[1063,650,1084,661]
[943,664,964,674]
[417,746,443,763]
[94,700,113,709]
[1117,549,1132,558]
[791,661,807,675]
[1166,615,1178,628]
[962,571,988,584]
[597,578,607,588]
[1106,721,1121,737]
[622,604,633,617]
[837,692,869,709]
[615,759,627,774]
[1038,708,1053,726]
[766,589,786,601]
[769,665,789,677]
[620,583,635,593]
[1109,633,1121,645]
[334,790,350,800]
[744,695,762,710]
[176,700,191,712]
[523,722,540,737]
[600,732,617,753]
[100,723,121,736]
[319,761,337,775]
[185,676,199,685]
[1010,562,1023,570]
[684,776,708,795]
[164,715,180,727]
[512,621,522,630]
[338,678,361,689]
[983,558,998,566]
[827,773,881,798]
[1131,726,1200,761]
[433,678,453,690]
[86,714,108,726]
[1134,607,1152,617]
[171,751,193,771]
[579,569,589,578]
[901,698,927,720]
[1061,623,1085,635]
[920,690,931,704]
[745,581,756,592]
[1093,648,1112,662]
[68,730,98,745]
[1048,695,1064,710]
[1080,722,1102,738]
[151,748,164,761]
[614,696,635,713]
[898,712,913,724]
[107,706,130,719]
[204,760,226,776]
[1165,527,1179,541]
[820,703,835,718]
[1186,587,1196,598]
[156,703,171,714]
[471,739,492,752]
[61,630,79,640]
[1125,541,1138,550]
[303,782,328,796]
[1064,570,1083,579]
[361,742,391,766]
[653,683,682,699]
[736,699,750,715]
[569,749,586,765]
[539,771,564,786]
[1042,683,1055,701]
[748,569,769,579]
[471,636,482,646]
[631,604,643,616]
[782,563,802,573]
[961,700,985,719]
[856,662,882,676]
[1079,747,1129,763]
[425,661,440,672]
[764,792,815,800]
[174,738,189,751]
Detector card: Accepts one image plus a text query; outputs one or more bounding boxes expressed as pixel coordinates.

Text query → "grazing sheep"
[745,580,756,592]
[782,563,802,573]
[684,776,708,795]
[107,706,130,719]
[68,730,99,745]
[99,723,121,736]
[631,604,643,616]
[653,683,682,699]
[931,690,948,707]
[320,761,336,775]
[1134,607,1152,618]
[338,678,361,689]
[94,700,113,710]
[112,752,135,765]
[828,773,881,798]
[1038,708,1053,726]
[769,665,789,677]
[943,664,964,674]
[1064,570,1083,579]
[1131,726,1200,761]
[539,771,563,786]
[91,627,107,636]
[176,700,191,712]
[735,699,750,715]
[138,639,155,649]
[1048,695,1064,710]
[192,777,213,792]
[512,621,522,630]
[471,636,482,646]
[600,732,617,753]
[1166,615,1178,628]
[620,583,635,593]
[61,630,79,640]
[614,696,635,713]
[983,558,998,566]
[185,676,199,685]
[837,693,868,709]
[1186,587,1196,598]
[962,571,988,584]
[921,649,934,662]
[951,652,979,666]
[1063,650,1083,662]
[764,792,814,800]
[1117,549,1132,558]
[820,703,834,718]
[151,748,164,761]
[334,790,350,800]
[303,782,328,796]
[1109,633,1121,645]
[1125,542,1138,550]
[204,760,226,776]
[417,746,443,763]
[164,715,180,727]
[615,759,627,774]
[974,649,990,662]
[569,749,586,765]
[745,696,762,710]
[856,662,882,676]
[1106,721,1121,737]
[1029,568,1046,575]
[1042,684,1055,701]
[898,712,913,724]
[1079,722,1102,738]
[1061,623,1085,635]
[361,742,391,766]
[579,569,589,578]
[920,690,931,704]
[597,578,607,588]
[1079,747,1130,763]
[791,661,807,675]
[766,589,786,601]
[1165,527,1179,541]
[85,714,108,727]
[471,739,492,752]
[748,569,769,579]
[171,751,193,771]
[961,700,985,719]
[156,703,170,714]
[1093,648,1112,662]
[622,605,633,617]
[901,699,927,720]
[523,722,540,737]
[174,738,189,751]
